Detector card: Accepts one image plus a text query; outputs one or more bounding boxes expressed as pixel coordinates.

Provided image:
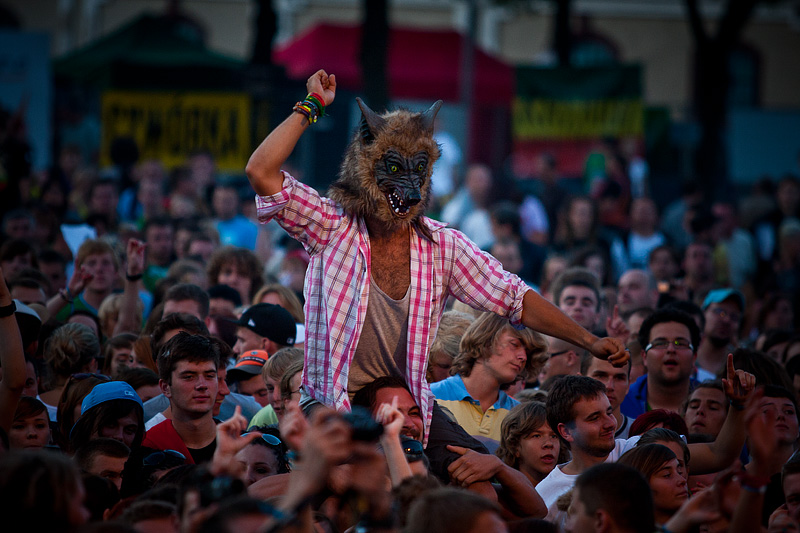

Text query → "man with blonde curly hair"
[431,312,546,452]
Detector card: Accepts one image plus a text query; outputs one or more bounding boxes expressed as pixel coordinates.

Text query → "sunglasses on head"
[243,432,282,447]
[143,449,186,467]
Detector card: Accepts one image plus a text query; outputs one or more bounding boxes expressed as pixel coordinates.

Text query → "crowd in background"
[1,123,800,533]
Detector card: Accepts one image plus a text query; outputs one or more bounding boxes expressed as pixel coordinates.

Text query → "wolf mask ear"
[420,100,443,133]
[356,97,387,145]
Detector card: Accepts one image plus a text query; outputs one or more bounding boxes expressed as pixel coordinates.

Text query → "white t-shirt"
[536,436,641,511]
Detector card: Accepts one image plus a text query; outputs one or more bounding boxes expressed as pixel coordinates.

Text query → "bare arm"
[0,267,25,432]
[688,355,756,474]
[375,397,414,486]
[446,445,546,518]
[114,239,145,335]
[46,263,93,319]
[521,290,628,366]
[245,70,337,197]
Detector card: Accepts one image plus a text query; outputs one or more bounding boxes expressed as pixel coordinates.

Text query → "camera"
[343,406,384,442]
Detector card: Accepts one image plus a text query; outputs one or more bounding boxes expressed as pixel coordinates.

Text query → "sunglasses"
[143,449,186,467]
[243,432,282,447]
[401,437,424,463]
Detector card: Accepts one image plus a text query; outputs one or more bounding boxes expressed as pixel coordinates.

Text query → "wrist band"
[729,399,746,411]
[293,93,326,124]
[126,272,143,282]
[0,301,16,318]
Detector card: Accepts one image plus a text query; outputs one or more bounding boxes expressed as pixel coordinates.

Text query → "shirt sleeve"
[254,172,345,255]
[442,229,530,325]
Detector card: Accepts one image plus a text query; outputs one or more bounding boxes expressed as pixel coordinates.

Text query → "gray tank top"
[348,275,409,397]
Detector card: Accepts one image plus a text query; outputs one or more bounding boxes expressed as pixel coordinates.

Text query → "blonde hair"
[263,347,303,382]
[98,293,143,337]
[427,311,475,381]
[451,312,547,378]
[253,283,305,323]
[44,323,100,383]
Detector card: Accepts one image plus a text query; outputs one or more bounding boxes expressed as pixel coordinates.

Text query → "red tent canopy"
[274,23,514,105]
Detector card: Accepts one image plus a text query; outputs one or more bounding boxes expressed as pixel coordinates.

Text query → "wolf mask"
[328,98,442,240]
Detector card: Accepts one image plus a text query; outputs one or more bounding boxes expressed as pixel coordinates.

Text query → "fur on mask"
[328,98,442,241]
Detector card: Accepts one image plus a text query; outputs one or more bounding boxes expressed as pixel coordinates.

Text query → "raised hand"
[211,405,262,477]
[306,69,336,106]
[125,238,146,279]
[722,353,756,405]
[605,305,630,343]
[67,263,94,297]
[375,395,404,440]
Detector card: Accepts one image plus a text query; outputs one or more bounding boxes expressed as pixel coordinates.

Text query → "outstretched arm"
[246,69,336,196]
[521,290,628,366]
[0,267,25,432]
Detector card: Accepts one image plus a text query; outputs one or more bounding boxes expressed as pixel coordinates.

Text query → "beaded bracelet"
[292,93,326,124]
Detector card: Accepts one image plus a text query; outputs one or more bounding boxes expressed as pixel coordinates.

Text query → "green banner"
[513,65,643,140]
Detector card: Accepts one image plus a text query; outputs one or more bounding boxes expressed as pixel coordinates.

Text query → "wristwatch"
[0,300,16,318]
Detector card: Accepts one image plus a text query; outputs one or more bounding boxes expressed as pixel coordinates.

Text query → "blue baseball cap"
[702,288,745,312]
[80,381,143,415]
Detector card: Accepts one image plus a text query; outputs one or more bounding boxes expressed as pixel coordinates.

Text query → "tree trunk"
[251,0,277,65]
[360,0,390,112]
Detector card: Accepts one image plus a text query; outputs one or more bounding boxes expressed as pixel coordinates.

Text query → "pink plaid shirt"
[256,173,530,442]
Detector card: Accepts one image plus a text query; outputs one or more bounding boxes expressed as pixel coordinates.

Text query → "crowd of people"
[1,68,800,533]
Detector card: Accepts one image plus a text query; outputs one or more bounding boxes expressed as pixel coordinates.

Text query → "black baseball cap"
[231,303,296,346]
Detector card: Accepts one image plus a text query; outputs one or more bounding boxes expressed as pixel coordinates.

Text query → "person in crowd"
[207,246,264,306]
[69,380,145,453]
[539,336,588,382]
[585,354,635,439]
[256,346,303,422]
[73,437,131,491]
[404,486,508,533]
[621,308,703,418]
[682,380,728,437]
[226,351,271,408]
[625,198,665,270]
[212,181,259,250]
[230,303,296,359]
[161,283,209,322]
[102,333,138,378]
[234,426,290,486]
[8,396,51,450]
[681,241,716,305]
[696,288,745,377]
[431,312,546,452]
[565,462,655,533]
[117,367,161,402]
[426,310,474,383]
[48,239,119,321]
[39,323,102,417]
[616,269,659,319]
[0,239,38,279]
[142,217,174,293]
[142,333,221,464]
[496,401,566,487]
[0,450,90,532]
[617,444,688,525]
[0,269,26,434]
[549,267,603,334]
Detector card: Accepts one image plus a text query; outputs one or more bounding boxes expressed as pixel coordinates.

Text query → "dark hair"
[662,300,705,331]
[550,267,601,312]
[207,284,242,308]
[0,451,85,533]
[730,348,794,393]
[119,500,176,525]
[116,367,159,391]
[156,332,219,383]
[763,383,799,413]
[56,374,109,447]
[762,329,796,360]
[637,428,691,468]
[782,454,800,488]
[12,396,49,425]
[245,425,290,475]
[629,409,689,437]
[196,496,270,533]
[546,375,607,432]
[352,376,413,412]
[163,283,210,319]
[206,247,263,301]
[102,333,138,376]
[618,443,679,481]
[150,313,209,355]
[69,398,145,452]
[74,437,131,472]
[404,487,503,533]
[573,463,655,533]
[0,239,38,268]
[637,308,701,353]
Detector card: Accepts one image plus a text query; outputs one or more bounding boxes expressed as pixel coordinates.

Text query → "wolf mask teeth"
[328,98,442,238]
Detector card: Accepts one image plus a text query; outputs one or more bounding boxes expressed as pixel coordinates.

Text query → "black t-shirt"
[189,440,217,465]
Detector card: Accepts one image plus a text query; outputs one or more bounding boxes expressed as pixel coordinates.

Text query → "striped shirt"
[255,173,530,443]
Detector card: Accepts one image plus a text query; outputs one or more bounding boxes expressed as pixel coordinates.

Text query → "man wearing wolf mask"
[246,69,628,461]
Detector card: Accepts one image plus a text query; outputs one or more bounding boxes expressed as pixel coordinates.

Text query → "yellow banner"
[513,98,643,139]
[101,91,251,171]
